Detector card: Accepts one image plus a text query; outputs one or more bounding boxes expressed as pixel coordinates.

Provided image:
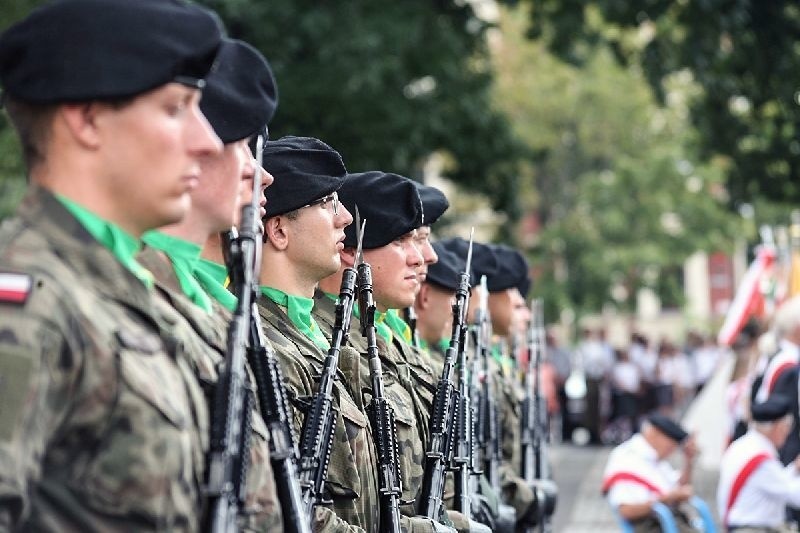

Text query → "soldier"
[136,38,282,531]
[412,242,469,357]
[316,171,475,532]
[0,0,223,530]
[384,182,448,348]
[439,238,544,529]
[258,137,452,533]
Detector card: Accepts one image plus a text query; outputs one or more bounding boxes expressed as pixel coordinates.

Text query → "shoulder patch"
[0,272,33,306]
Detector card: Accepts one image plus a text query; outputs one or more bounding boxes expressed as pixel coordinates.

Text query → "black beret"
[0,0,223,103]
[341,171,423,249]
[426,242,468,292]
[262,136,347,218]
[200,39,277,144]
[647,414,688,443]
[751,394,792,422]
[414,182,449,226]
[487,244,529,293]
[438,237,498,284]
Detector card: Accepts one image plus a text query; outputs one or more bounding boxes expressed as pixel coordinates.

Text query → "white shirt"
[717,429,800,527]
[693,345,721,385]
[603,434,679,508]
[755,339,800,402]
[581,339,614,379]
[613,361,641,394]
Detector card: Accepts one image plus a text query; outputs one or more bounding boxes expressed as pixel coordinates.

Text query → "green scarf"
[262,286,330,351]
[384,309,413,345]
[142,231,212,313]
[56,195,153,288]
[194,258,237,312]
[324,292,393,344]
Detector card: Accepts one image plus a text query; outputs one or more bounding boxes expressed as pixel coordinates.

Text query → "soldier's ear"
[59,103,102,150]
[416,283,431,310]
[264,216,289,251]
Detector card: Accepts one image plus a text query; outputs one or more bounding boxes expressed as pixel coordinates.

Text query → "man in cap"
[256,135,386,532]
[136,38,282,531]
[413,241,469,357]
[602,414,698,532]
[0,0,223,529]
[438,238,546,528]
[316,171,480,532]
[718,395,800,532]
[384,182,448,348]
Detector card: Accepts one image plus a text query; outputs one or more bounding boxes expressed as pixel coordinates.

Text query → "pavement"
[549,442,721,532]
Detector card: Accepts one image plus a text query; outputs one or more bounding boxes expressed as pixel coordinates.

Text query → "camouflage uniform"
[313,291,449,533]
[491,352,537,520]
[0,187,209,531]
[256,295,379,533]
[138,247,282,532]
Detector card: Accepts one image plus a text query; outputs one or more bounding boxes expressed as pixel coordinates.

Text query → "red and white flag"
[0,272,33,305]
[717,246,777,346]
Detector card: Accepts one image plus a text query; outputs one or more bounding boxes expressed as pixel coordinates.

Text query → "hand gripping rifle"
[416,232,473,520]
[296,237,358,519]
[520,300,557,533]
[355,216,403,533]
[211,134,311,533]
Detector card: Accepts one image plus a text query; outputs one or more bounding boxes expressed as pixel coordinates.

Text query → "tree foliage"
[492,7,740,316]
[198,0,524,218]
[523,0,800,207]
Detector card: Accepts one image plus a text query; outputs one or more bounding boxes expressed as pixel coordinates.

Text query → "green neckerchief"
[262,286,330,351]
[325,292,393,344]
[437,338,451,353]
[194,258,237,312]
[491,343,513,371]
[56,195,153,288]
[385,309,413,345]
[142,231,213,313]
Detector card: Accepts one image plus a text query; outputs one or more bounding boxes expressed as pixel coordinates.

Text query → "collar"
[142,231,212,313]
[18,186,156,314]
[260,286,330,351]
[193,258,237,311]
[56,193,153,288]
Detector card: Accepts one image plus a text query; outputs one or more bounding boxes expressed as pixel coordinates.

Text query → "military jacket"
[313,292,435,514]
[137,247,282,532]
[0,187,207,531]
[257,296,379,533]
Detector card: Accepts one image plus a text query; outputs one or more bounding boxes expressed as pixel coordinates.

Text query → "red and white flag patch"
[0,272,33,305]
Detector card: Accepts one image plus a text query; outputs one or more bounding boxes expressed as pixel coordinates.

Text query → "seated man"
[718,394,800,532]
[602,414,698,532]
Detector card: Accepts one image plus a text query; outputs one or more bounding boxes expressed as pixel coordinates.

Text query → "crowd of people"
[599,295,800,532]
[0,2,556,532]
[542,328,723,446]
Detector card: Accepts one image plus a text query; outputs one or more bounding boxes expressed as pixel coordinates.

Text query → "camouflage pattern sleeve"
[0,295,74,528]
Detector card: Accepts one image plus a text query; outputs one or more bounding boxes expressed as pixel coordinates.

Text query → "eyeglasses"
[301,191,339,215]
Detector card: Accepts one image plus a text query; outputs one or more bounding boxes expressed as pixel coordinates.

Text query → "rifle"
[206,135,262,532]
[355,216,403,533]
[520,299,554,533]
[212,134,311,533]
[403,306,421,349]
[296,247,358,519]
[417,232,473,520]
